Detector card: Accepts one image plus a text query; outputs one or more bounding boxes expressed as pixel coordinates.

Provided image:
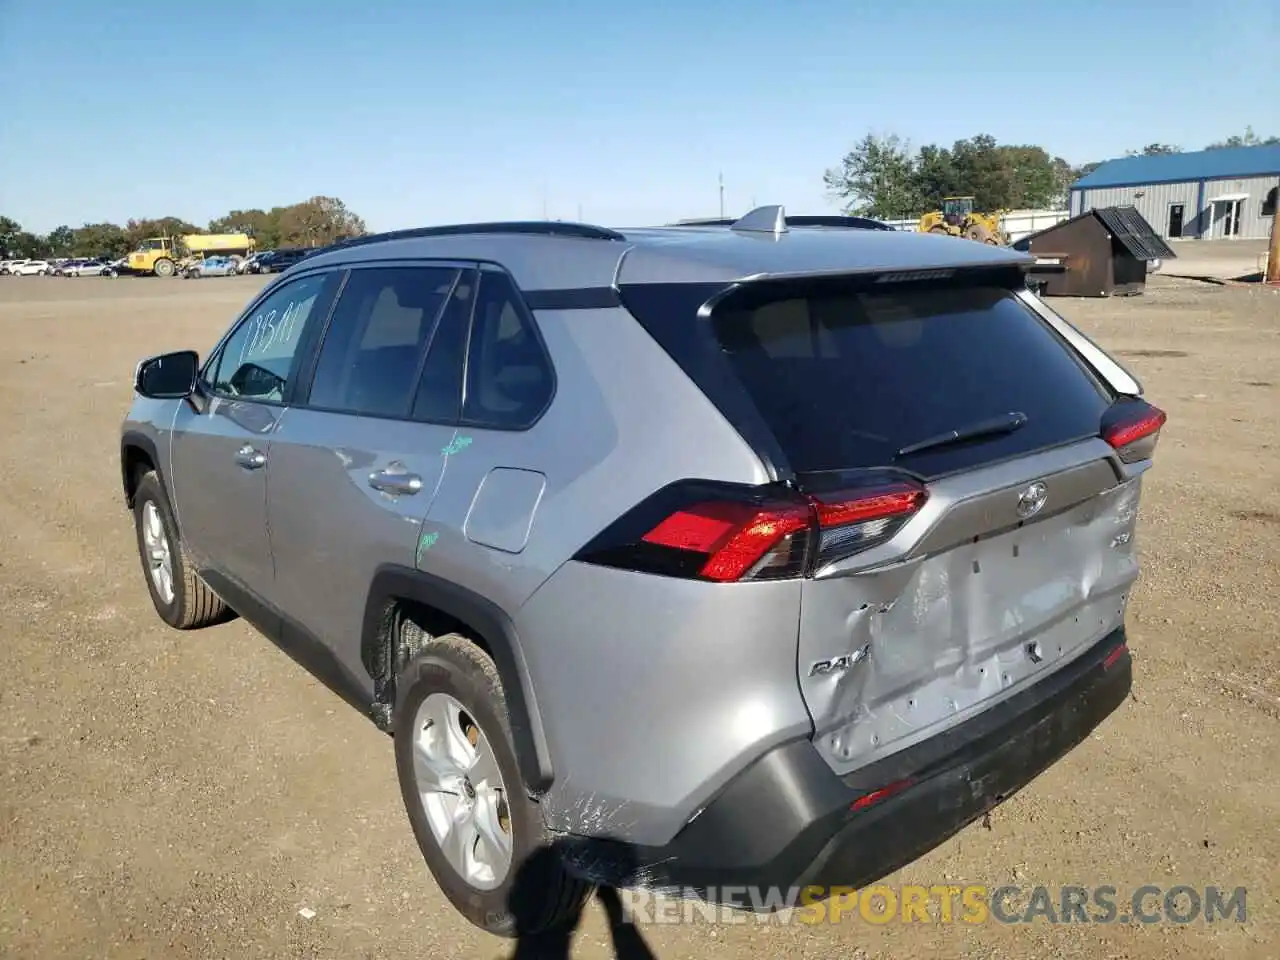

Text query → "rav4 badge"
[809,642,871,677]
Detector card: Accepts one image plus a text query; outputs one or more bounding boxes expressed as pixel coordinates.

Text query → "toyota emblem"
[1016,481,1048,519]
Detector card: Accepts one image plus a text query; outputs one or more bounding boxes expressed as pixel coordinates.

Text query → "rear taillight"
[575,478,927,582]
[811,482,925,564]
[640,500,813,581]
[1102,399,1166,464]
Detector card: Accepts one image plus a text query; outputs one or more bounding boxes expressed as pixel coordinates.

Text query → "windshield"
[135,238,168,252]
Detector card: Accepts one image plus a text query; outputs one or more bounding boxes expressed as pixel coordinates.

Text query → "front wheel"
[393,635,591,938]
[153,258,175,278]
[132,471,230,629]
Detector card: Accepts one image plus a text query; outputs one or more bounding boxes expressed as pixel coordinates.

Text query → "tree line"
[825,126,1278,220]
[0,196,368,260]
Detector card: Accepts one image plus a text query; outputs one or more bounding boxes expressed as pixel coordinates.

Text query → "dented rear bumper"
[568,628,1132,900]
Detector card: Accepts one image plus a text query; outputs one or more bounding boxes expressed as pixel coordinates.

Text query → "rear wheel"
[153,258,175,278]
[393,634,591,938]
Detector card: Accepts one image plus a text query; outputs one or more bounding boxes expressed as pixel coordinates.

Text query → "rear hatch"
[619,265,1164,775]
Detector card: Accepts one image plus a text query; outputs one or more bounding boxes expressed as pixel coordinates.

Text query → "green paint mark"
[441,435,473,456]
[415,531,439,565]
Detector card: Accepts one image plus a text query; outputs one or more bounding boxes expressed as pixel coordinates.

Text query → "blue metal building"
[1070,145,1280,241]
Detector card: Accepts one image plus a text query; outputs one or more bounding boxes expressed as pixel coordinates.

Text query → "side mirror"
[134,350,199,399]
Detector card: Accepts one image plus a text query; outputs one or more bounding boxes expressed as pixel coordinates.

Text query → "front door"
[169,397,280,593]
[169,270,342,600]
[1167,203,1184,238]
[266,261,474,682]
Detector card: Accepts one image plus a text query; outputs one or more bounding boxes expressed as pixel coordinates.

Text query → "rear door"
[622,272,1158,775]
[712,279,1147,771]
[265,261,473,685]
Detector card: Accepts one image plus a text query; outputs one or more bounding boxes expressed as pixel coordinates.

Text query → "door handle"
[234,445,266,470]
[368,468,423,495]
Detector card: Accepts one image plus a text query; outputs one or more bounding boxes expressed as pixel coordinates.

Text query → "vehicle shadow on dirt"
[508,845,658,959]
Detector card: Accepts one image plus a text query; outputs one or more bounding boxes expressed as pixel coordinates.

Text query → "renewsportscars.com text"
[621,884,1248,926]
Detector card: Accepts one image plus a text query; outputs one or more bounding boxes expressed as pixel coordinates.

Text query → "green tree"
[46,225,75,256]
[1049,157,1077,206]
[275,196,368,247]
[208,208,282,248]
[824,133,923,219]
[913,145,960,210]
[949,135,1019,210]
[1127,143,1182,156]
[9,232,49,257]
[998,145,1060,208]
[72,223,130,258]
[0,215,21,254]
[1205,125,1279,149]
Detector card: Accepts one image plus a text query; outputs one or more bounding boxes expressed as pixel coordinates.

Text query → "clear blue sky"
[1,0,1276,233]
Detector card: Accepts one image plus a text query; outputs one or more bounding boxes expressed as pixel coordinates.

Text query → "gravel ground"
[0,274,1276,959]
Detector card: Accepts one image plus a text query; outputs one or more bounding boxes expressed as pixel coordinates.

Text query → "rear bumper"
[566,628,1132,901]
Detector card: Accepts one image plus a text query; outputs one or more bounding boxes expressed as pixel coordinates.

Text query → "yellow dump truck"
[127,233,256,277]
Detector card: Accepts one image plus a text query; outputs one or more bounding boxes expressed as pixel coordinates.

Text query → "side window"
[461,271,555,429]
[208,272,336,403]
[306,265,464,419]
[1264,186,1277,218]
[411,270,473,423]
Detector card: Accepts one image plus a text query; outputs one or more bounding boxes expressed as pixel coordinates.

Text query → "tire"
[965,222,995,244]
[153,258,175,278]
[393,634,591,938]
[132,470,230,629]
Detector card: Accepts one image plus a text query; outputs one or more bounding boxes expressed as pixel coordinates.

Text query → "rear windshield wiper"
[895,411,1029,459]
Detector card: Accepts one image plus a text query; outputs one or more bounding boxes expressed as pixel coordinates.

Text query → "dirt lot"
[0,274,1277,959]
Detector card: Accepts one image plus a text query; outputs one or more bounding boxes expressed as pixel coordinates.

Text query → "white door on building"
[1207,193,1248,239]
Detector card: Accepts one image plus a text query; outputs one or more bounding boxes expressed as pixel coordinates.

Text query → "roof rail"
[674,210,895,232]
[314,220,626,254]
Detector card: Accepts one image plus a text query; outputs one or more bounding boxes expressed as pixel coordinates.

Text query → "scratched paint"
[441,435,473,456]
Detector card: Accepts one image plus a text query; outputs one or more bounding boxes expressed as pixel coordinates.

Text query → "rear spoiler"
[676,261,1144,399]
[674,206,895,233]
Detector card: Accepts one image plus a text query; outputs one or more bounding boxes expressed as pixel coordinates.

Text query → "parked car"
[183,256,238,279]
[0,259,27,275]
[56,258,106,276]
[249,247,309,274]
[120,208,1163,939]
[10,260,50,276]
[236,252,265,274]
[69,259,109,277]
[100,257,128,278]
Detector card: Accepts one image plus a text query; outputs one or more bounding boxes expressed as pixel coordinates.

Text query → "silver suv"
[120,207,1164,938]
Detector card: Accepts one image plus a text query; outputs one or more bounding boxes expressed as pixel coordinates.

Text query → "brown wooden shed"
[1014,206,1176,297]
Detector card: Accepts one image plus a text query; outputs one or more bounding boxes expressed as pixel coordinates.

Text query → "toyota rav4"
[120,207,1163,937]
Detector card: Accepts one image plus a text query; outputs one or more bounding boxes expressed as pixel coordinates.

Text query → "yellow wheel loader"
[917,197,1008,244]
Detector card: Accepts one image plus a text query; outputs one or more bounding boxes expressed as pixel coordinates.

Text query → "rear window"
[624,281,1112,479]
